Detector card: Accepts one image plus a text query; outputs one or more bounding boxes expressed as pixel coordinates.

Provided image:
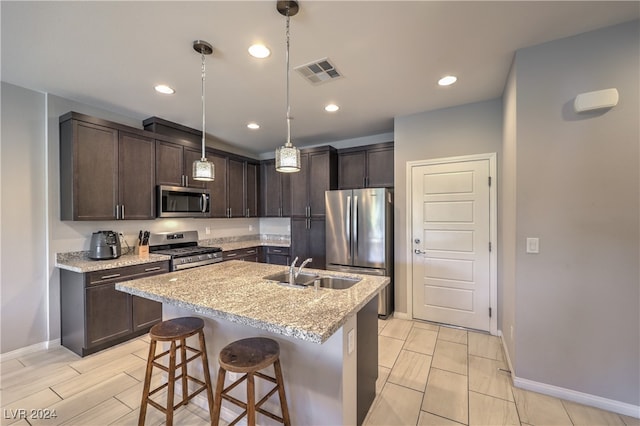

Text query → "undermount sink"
[263,272,361,290]
[263,271,318,286]
[314,276,361,290]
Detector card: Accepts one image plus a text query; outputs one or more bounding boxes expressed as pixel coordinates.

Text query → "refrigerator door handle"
[346,195,351,262]
[353,195,359,264]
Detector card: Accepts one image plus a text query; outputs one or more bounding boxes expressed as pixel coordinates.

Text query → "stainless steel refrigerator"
[325,188,393,317]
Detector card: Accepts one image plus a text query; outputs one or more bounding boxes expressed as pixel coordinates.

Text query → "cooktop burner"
[147,230,224,271]
[154,246,222,257]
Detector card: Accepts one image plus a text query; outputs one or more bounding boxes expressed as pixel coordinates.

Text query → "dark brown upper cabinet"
[338,142,394,189]
[205,149,228,218]
[155,140,206,189]
[260,159,291,217]
[289,146,338,219]
[60,112,155,221]
[204,151,259,219]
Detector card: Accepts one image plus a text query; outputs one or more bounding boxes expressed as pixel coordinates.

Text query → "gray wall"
[500,60,518,367]
[511,20,639,405]
[394,99,503,314]
[1,83,48,353]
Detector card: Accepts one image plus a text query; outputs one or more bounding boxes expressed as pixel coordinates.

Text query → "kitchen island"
[116,260,389,425]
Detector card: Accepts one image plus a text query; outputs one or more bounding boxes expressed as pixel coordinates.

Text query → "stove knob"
[198,255,204,261]
[207,253,213,259]
[181,259,187,264]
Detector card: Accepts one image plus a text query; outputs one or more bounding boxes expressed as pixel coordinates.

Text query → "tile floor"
[0,317,637,426]
[364,317,638,426]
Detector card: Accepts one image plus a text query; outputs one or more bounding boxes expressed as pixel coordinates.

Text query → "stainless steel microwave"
[157,185,210,218]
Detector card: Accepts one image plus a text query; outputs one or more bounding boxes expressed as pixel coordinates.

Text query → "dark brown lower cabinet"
[290,218,326,270]
[264,246,291,265]
[222,247,261,262]
[60,261,169,357]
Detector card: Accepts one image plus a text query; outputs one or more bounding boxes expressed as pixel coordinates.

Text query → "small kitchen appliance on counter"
[149,230,222,271]
[89,230,122,260]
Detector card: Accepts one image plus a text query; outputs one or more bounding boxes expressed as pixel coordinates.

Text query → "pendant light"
[275,0,301,173]
[192,40,215,181]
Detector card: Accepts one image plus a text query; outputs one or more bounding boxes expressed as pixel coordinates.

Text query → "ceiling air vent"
[295,58,342,85]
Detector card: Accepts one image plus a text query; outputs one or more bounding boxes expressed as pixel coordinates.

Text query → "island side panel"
[163,304,357,426]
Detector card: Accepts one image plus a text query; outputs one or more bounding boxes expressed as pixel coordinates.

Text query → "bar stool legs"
[213,337,290,426]
[138,317,214,426]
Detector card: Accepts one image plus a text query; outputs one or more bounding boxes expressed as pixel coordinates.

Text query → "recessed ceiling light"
[154,84,175,94]
[325,104,339,112]
[438,75,457,86]
[247,122,260,130]
[248,44,271,59]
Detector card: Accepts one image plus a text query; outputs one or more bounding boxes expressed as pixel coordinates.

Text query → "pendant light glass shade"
[193,159,215,181]
[275,1,301,173]
[192,40,215,182]
[275,144,300,172]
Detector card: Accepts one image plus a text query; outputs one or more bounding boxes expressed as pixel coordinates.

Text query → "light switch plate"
[526,238,539,254]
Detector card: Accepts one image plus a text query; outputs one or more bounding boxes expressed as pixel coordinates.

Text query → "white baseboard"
[514,377,639,419]
[498,332,639,419]
[392,311,411,320]
[0,338,61,362]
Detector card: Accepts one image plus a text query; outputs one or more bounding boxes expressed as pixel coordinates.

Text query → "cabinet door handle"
[278,207,282,217]
[185,175,189,187]
[115,205,120,220]
[246,208,250,217]
[100,273,121,280]
[121,204,125,220]
[227,253,237,257]
[144,267,161,272]
[247,250,256,254]
[273,249,282,253]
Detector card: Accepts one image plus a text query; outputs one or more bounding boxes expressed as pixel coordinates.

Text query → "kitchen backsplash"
[52,217,291,254]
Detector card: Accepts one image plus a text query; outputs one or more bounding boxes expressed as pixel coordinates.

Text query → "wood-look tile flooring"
[0,318,637,426]
[364,318,638,426]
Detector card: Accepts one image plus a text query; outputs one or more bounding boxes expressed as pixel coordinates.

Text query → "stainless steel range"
[148,230,222,271]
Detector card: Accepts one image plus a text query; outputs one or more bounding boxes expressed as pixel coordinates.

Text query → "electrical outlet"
[510,325,514,340]
[249,225,253,231]
[205,226,211,235]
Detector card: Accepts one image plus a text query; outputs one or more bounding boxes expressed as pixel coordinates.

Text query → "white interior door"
[411,158,492,331]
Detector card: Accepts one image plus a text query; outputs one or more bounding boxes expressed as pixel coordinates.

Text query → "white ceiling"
[2,1,638,155]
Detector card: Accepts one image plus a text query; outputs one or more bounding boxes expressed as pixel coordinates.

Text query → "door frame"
[406,153,498,335]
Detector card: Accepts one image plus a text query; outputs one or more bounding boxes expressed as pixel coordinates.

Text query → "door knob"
[414,249,426,255]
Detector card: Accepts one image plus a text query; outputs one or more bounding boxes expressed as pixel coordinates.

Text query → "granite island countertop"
[116,260,389,344]
[56,252,171,273]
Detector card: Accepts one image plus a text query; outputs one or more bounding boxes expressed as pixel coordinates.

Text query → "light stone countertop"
[200,236,290,252]
[116,260,389,344]
[56,252,171,273]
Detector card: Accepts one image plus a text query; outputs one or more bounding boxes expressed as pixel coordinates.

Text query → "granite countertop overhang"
[116,260,390,344]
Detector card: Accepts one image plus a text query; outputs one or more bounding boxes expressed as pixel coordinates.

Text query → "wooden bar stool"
[213,337,290,426]
[139,317,215,426]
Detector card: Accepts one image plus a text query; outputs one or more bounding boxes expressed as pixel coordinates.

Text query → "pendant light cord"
[285,7,292,148]
[201,52,206,160]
